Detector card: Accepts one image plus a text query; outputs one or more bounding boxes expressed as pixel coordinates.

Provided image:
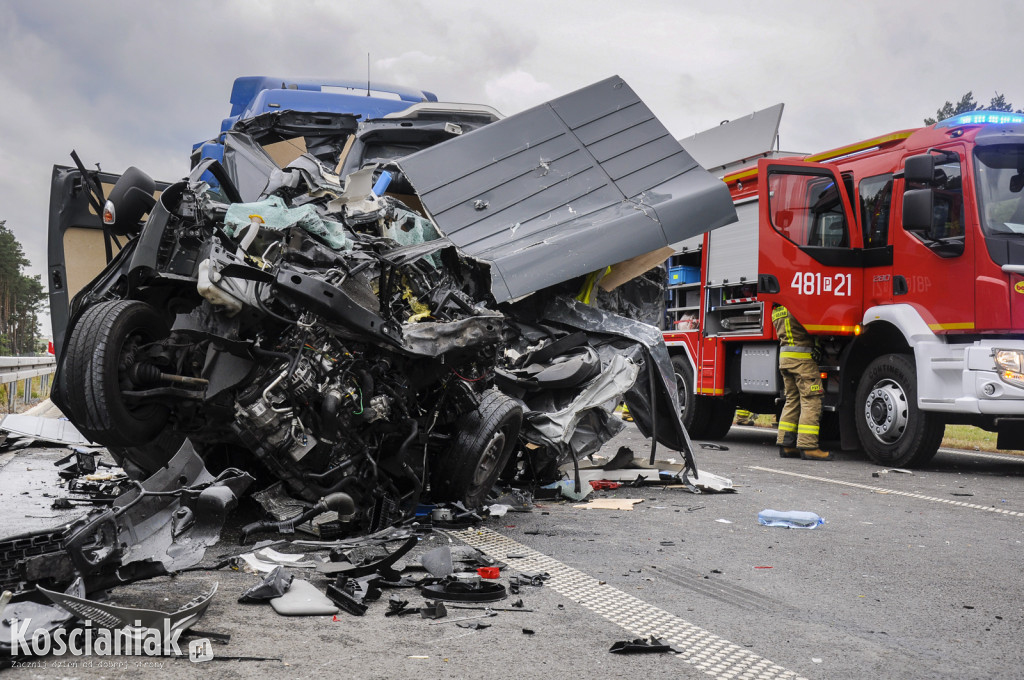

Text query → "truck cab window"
[859,174,893,248]
[768,170,850,249]
[974,144,1024,237]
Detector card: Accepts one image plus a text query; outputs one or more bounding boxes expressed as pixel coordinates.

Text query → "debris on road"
[573,498,644,510]
[270,579,339,616]
[757,509,825,529]
[239,565,294,603]
[609,635,676,654]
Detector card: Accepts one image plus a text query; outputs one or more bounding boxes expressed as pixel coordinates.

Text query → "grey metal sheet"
[678,103,784,175]
[0,414,94,445]
[706,200,759,286]
[397,77,737,302]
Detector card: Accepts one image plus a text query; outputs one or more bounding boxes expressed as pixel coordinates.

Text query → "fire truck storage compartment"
[665,235,702,331]
[703,199,761,336]
[740,343,779,394]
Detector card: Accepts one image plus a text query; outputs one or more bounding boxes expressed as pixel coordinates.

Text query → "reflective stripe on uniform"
[797,424,819,434]
[778,421,797,432]
[780,352,812,359]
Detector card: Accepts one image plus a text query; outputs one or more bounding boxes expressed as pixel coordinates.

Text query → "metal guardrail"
[0,356,56,411]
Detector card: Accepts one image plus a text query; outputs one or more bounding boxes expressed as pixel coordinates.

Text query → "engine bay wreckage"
[5,77,736,628]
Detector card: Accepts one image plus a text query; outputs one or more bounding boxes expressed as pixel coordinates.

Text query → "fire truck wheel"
[63,300,171,448]
[704,401,735,440]
[432,389,524,509]
[672,355,713,439]
[855,353,942,467]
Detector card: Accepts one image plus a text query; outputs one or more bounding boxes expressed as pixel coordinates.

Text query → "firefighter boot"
[799,448,833,461]
[778,446,801,459]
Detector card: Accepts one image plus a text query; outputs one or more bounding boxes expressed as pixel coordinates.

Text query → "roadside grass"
[742,415,1021,456]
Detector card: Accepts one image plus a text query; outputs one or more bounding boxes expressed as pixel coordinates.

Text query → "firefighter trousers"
[775,355,823,449]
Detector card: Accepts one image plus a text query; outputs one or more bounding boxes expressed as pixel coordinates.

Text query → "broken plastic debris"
[239,565,294,603]
[486,504,511,517]
[609,636,675,654]
[269,579,339,616]
[757,509,824,529]
[573,498,643,510]
[715,518,733,524]
[38,582,218,640]
[477,567,500,580]
[541,480,593,501]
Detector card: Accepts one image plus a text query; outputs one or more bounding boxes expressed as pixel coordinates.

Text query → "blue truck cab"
[192,76,439,166]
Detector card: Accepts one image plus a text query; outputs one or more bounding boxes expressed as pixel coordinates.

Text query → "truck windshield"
[974,144,1024,236]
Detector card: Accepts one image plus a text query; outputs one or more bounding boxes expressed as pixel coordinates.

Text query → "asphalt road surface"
[3,423,1023,680]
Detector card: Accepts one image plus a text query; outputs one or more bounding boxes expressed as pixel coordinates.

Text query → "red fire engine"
[665,109,1024,466]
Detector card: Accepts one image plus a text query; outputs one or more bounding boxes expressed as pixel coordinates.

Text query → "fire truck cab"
[666,109,1024,467]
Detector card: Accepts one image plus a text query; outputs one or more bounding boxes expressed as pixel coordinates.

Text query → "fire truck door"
[756,159,863,333]
[893,148,975,332]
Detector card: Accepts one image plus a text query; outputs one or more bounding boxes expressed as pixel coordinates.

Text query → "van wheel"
[63,300,171,448]
[855,354,942,467]
[431,390,523,508]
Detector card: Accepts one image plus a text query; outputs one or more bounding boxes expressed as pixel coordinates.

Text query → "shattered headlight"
[994,349,1024,388]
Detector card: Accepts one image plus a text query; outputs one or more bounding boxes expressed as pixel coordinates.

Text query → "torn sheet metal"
[0,414,94,446]
[398,76,737,302]
[521,353,639,451]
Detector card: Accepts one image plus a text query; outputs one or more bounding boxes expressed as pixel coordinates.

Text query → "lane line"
[749,466,1024,517]
[448,527,806,680]
[937,448,1024,463]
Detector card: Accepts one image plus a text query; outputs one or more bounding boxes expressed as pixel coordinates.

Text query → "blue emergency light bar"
[936,110,1024,128]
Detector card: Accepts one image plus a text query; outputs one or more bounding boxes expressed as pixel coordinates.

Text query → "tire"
[672,355,733,440]
[854,353,942,467]
[704,400,735,440]
[62,300,171,448]
[431,389,524,508]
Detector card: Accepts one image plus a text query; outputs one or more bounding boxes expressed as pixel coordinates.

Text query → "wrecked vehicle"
[44,76,736,542]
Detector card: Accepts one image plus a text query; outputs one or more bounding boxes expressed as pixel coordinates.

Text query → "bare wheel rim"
[864,378,909,445]
[471,430,507,488]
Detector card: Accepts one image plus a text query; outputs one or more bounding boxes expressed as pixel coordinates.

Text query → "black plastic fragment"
[609,636,675,654]
[420,600,448,619]
[239,565,294,603]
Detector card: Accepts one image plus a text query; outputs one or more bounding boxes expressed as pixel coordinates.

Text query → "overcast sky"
[1,0,1019,337]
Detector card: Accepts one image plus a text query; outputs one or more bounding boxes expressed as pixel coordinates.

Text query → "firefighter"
[735,409,757,426]
[771,304,831,460]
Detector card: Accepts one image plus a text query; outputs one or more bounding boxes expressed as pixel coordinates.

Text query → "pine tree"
[925,92,1023,125]
[0,221,46,355]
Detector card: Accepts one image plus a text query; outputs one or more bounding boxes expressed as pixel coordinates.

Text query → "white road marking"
[449,527,806,680]
[750,466,1024,517]
[937,448,1024,463]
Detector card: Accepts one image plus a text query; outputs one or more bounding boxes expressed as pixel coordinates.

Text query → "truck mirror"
[103,166,156,237]
[903,154,936,185]
[774,209,793,229]
[1010,172,1024,194]
[902,188,934,232]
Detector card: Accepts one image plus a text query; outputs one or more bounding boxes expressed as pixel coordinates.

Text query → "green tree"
[925,91,1024,125]
[0,221,46,356]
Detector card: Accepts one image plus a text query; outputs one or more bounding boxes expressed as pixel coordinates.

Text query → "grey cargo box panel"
[397,76,737,302]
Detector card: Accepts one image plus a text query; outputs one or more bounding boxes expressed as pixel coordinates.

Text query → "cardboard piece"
[263,137,308,169]
[599,246,675,292]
